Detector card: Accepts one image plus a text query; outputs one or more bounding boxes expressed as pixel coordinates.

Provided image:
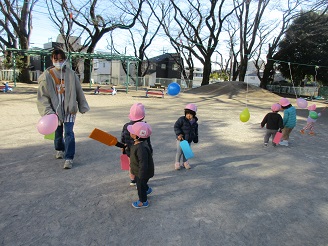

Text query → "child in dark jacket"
[121,103,152,186]
[174,103,198,170]
[127,122,154,209]
[261,103,284,146]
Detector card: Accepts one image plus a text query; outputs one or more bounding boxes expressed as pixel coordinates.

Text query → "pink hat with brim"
[271,103,281,112]
[279,98,290,107]
[127,122,152,138]
[129,103,145,121]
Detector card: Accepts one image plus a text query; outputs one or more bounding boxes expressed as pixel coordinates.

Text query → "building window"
[172,63,179,71]
[161,64,166,69]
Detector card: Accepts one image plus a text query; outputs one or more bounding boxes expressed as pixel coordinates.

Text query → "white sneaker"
[56,151,64,159]
[63,159,73,169]
[279,140,289,146]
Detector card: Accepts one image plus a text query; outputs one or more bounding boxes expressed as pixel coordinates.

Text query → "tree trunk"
[238,57,248,82]
[19,55,32,84]
[232,58,239,81]
[201,59,211,86]
[260,59,274,89]
[83,58,91,84]
[19,37,32,83]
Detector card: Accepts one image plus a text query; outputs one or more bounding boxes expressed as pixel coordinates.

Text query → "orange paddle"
[89,128,124,147]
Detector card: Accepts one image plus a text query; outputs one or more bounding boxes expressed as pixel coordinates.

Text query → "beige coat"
[37,66,90,122]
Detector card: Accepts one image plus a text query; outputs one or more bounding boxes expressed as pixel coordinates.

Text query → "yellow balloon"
[240,108,250,122]
[242,107,250,115]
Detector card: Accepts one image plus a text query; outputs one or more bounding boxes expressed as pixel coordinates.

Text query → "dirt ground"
[1,82,328,246]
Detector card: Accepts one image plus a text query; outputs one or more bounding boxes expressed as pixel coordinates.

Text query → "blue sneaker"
[132,200,149,209]
[146,187,153,195]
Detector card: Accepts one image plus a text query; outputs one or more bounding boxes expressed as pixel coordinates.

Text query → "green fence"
[319,87,328,99]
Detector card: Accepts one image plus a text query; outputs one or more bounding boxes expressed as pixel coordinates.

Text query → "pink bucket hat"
[129,103,145,121]
[307,104,316,111]
[279,98,290,107]
[271,103,281,112]
[127,122,152,138]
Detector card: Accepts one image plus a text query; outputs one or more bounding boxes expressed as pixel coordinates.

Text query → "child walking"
[260,103,284,146]
[279,98,297,147]
[121,103,153,186]
[127,122,154,209]
[174,103,198,170]
[300,104,321,135]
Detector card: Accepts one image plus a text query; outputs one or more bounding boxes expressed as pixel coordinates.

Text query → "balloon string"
[246,61,249,108]
[288,62,298,99]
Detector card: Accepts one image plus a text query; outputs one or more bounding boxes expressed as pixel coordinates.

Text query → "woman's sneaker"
[132,200,149,208]
[63,159,73,169]
[56,151,64,159]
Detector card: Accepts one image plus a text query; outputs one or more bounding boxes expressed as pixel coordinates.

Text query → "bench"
[99,88,113,93]
[150,83,165,90]
[94,86,117,95]
[145,88,164,98]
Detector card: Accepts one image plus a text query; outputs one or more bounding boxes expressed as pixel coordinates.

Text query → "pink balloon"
[37,114,58,135]
[308,104,316,111]
[296,98,308,109]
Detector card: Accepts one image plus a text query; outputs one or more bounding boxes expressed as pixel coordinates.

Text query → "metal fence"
[90,76,196,91]
[0,69,41,83]
[266,85,319,97]
[0,70,17,82]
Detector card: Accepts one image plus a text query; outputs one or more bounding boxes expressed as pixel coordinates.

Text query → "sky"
[30,2,179,58]
[28,0,290,70]
[29,1,233,69]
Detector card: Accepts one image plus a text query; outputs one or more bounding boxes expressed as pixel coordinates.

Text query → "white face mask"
[53,62,65,69]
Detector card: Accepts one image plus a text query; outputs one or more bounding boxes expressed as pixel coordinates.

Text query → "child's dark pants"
[136,177,149,203]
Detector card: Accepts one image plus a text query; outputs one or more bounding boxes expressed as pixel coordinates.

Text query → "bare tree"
[232,0,271,82]
[0,0,38,83]
[125,0,162,77]
[47,0,145,83]
[148,1,195,81]
[223,18,241,80]
[153,0,242,86]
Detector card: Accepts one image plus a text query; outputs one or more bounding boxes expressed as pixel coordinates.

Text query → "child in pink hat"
[174,103,199,170]
[121,103,153,186]
[278,98,297,146]
[261,103,284,146]
[127,122,154,208]
[300,104,321,135]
